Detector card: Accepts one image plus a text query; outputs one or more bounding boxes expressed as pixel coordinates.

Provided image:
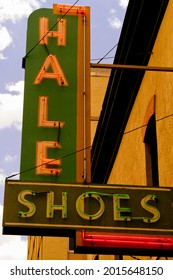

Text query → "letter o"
[76,192,105,220]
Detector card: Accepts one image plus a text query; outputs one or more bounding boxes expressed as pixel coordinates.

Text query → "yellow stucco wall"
[108,0,173,188]
[90,68,110,142]
[107,1,173,260]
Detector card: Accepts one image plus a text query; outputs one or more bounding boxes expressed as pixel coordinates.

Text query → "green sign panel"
[3,180,173,237]
[20,5,90,183]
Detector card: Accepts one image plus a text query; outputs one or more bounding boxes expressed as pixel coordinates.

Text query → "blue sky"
[0,0,128,259]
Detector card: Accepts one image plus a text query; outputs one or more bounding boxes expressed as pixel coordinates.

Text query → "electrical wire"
[6,146,91,180]
[96,44,118,64]
[123,112,173,135]
[5,111,173,180]
[91,57,115,62]
[12,1,173,180]
[22,0,80,67]
[91,51,153,64]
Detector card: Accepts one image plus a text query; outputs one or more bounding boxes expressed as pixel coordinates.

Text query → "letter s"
[18,190,36,218]
[141,194,160,223]
[10,269,14,275]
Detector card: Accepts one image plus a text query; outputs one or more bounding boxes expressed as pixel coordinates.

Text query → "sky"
[0,0,129,259]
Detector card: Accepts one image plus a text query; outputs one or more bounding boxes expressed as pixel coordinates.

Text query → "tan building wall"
[108,0,173,188]
[107,0,173,261]
[90,68,110,142]
[27,68,110,260]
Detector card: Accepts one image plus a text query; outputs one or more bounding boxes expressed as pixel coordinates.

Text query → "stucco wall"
[108,0,173,188]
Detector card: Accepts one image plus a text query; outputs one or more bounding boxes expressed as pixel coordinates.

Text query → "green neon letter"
[141,194,160,223]
[76,192,105,220]
[113,194,131,221]
[46,191,67,218]
[18,190,36,218]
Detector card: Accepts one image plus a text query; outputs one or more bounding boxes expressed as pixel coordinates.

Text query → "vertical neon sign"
[20,5,90,183]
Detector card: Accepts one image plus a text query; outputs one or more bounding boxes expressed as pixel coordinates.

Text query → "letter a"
[34,54,68,86]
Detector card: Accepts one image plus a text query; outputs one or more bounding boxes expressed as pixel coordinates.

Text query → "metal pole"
[83,14,87,182]
[90,63,173,72]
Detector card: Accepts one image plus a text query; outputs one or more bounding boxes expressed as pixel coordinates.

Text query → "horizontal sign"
[3,180,173,237]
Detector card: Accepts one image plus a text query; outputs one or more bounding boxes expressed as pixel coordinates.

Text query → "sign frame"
[3,180,173,238]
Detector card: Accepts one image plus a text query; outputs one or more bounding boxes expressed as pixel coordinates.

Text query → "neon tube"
[81,230,173,250]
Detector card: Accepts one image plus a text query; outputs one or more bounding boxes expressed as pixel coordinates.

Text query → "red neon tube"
[81,230,173,250]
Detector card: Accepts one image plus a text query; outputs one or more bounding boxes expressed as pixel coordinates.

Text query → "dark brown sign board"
[3,180,173,239]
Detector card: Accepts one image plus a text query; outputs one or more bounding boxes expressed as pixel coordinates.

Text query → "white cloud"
[0,24,12,59]
[0,54,7,60]
[118,0,129,9]
[6,80,24,94]
[0,53,7,60]
[0,169,6,184]
[4,154,18,162]
[0,25,12,52]
[0,205,27,259]
[0,81,24,130]
[0,0,44,57]
[0,0,42,24]
[108,9,122,29]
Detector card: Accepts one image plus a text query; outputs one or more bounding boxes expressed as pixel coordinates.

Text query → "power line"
[91,56,115,62]
[96,44,118,64]
[91,51,153,64]
[22,0,80,68]
[16,2,173,182]
[6,111,173,180]
[103,112,173,145]
[6,145,91,180]
[124,112,173,135]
